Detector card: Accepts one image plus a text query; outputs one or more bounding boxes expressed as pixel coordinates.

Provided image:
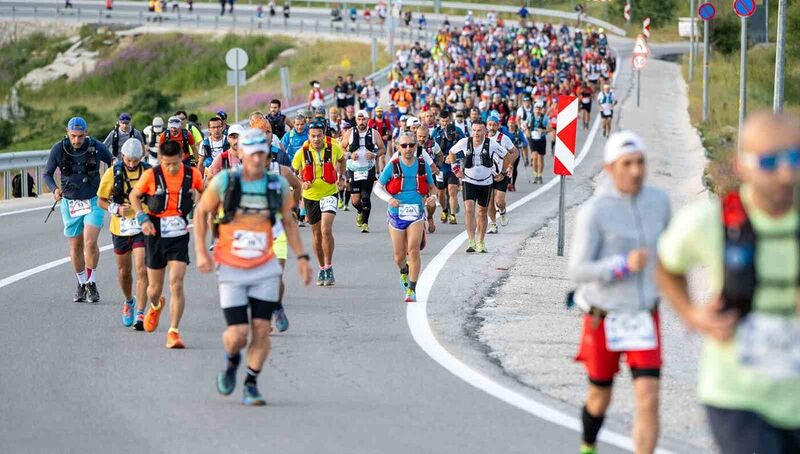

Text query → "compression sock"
[86,268,96,284]
[344,190,351,206]
[581,405,605,445]
[409,281,417,291]
[76,271,87,285]
[226,352,241,369]
[244,367,260,386]
[361,196,371,223]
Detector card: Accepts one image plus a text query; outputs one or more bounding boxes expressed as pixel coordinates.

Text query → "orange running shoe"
[166,330,185,349]
[144,297,164,333]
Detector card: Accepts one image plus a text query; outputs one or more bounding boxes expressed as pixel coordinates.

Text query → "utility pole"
[739,16,747,131]
[702,18,710,122]
[388,0,395,68]
[773,0,787,112]
[689,0,695,82]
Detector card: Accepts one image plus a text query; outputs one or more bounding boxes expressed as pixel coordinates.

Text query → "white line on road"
[0,244,114,290]
[0,204,52,217]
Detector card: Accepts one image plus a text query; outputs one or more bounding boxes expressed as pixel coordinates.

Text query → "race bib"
[232,230,268,259]
[68,199,92,217]
[737,313,800,381]
[531,130,542,140]
[160,216,188,238]
[119,216,142,236]
[601,104,613,114]
[320,195,338,213]
[398,204,420,221]
[354,170,369,181]
[435,172,444,183]
[604,311,657,352]
[581,97,591,104]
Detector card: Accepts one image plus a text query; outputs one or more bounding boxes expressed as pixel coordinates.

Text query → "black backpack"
[12,173,37,198]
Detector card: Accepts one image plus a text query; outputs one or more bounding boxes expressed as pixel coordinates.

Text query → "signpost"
[698,2,716,122]
[632,35,649,108]
[279,66,291,107]
[774,0,787,112]
[554,95,578,257]
[624,1,631,23]
[642,16,651,38]
[225,47,248,123]
[733,0,756,132]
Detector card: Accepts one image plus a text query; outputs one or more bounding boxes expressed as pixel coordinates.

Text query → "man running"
[657,111,800,454]
[159,116,197,166]
[447,120,509,254]
[198,116,229,177]
[44,117,113,303]
[528,102,550,184]
[129,141,204,348]
[432,110,465,225]
[281,114,309,162]
[486,113,519,235]
[598,84,617,138]
[568,131,670,454]
[292,120,346,286]
[194,128,312,406]
[97,139,150,329]
[103,112,145,159]
[340,110,386,233]
[414,123,442,233]
[374,131,435,302]
[208,124,245,177]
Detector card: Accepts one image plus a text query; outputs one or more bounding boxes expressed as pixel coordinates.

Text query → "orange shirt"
[159,129,196,160]
[135,165,203,218]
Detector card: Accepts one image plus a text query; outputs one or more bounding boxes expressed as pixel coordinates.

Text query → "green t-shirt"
[658,184,800,429]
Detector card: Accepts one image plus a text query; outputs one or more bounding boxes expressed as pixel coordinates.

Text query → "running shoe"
[324,267,336,286]
[360,223,369,233]
[404,288,417,303]
[85,282,100,303]
[144,297,164,333]
[274,307,289,332]
[476,241,488,253]
[337,198,344,209]
[316,269,325,286]
[579,445,597,454]
[73,283,86,303]
[122,297,135,327]
[298,219,307,227]
[217,365,237,396]
[133,311,145,331]
[342,204,349,212]
[440,211,447,222]
[487,222,498,234]
[448,214,457,225]
[356,212,363,227]
[242,383,266,406]
[400,271,410,290]
[166,330,185,349]
[466,240,476,253]
[498,210,509,227]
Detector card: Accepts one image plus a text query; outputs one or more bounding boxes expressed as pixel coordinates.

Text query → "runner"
[657,111,800,454]
[486,113,519,234]
[281,114,309,162]
[432,110,465,224]
[568,131,670,454]
[207,124,245,177]
[159,115,197,166]
[193,128,312,406]
[103,112,145,159]
[368,106,392,171]
[44,117,113,303]
[142,116,164,165]
[598,84,617,138]
[414,122,442,233]
[198,116,229,177]
[528,102,550,184]
[97,139,149,328]
[447,120,510,253]
[578,81,594,130]
[266,99,289,140]
[291,120,346,286]
[374,131,435,302]
[502,116,529,192]
[129,140,204,348]
[340,110,386,233]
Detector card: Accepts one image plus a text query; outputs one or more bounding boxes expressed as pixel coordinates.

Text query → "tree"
[607,0,677,29]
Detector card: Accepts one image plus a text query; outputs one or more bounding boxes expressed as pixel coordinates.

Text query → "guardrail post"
[77,7,81,22]
[250,16,254,32]
[139,11,143,25]
[36,167,42,197]
[3,170,10,200]
[34,6,37,14]
[98,8,102,23]
[11,6,14,21]
[178,12,182,26]
[20,170,27,198]
[196,14,200,27]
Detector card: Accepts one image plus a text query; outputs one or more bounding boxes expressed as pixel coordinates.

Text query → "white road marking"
[0,244,114,290]
[0,204,53,217]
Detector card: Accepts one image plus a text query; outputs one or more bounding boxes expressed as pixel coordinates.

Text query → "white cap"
[227,124,246,137]
[121,138,144,159]
[356,109,369,118]
[152,117,164,130]
[167,116,181,128]
[240,128,269,155]
[406,116,421,127]
[603,130,646,164]
[478,100,487,110]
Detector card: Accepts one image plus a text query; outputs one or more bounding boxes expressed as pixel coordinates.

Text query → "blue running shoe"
[274,307,289,332]
[400,272,410,290]
[217,366,237,396]
[404,288,417,303]
[242,383,266,406]
[324,267,336,286]
[122,297,135,327]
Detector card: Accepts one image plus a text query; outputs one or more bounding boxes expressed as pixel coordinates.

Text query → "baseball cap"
[356,110,369,118]
[315,106,326,115]
[121,138,144,159]
[478,100,487,110]
[604,130,646,165]
[167,116,182,128]
[240,128,269,155]
[216,110,228,121]
[487,113,501,123]
[227,124,246,137]
[66,117,87,132]
[375,106,384,113]
[118,112,131,123]
[534,101,545,108]
[152,117,164,132]
[406,116,421,128]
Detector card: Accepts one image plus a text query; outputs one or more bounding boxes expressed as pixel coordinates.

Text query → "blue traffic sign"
[698,2,716,20]
[733,0,756,18]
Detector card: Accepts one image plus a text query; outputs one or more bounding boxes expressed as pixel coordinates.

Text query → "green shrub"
[606,0,676,28]
[124,87,177,120]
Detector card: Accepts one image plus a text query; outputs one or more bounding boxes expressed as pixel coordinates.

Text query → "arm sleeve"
[44,143,59,192]
[658,201,707,275]
[567,203,620,284]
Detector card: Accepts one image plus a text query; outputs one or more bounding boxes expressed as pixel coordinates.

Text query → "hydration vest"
[416,137,435,161]
[301,137,337,184]
[218,150,233,170]
[59,138,99,178]
[386,155,428,196]
[214,170,283,269]
[160,129,193,164]
[465,139,492,169]
[111,160,151,204]
[348,127,375,153]
[112,125,138,158]
[721,192,800,317]
[145,164,195,218]
[202,137,230,160]
[600,92,614,105]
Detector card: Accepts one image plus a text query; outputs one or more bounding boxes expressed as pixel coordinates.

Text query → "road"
[0,13,691,451]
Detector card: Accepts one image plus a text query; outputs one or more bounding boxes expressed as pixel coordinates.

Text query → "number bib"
[398,204,420,221]
[320,195,338,213]
[118,216,142,236]
[601,104,613,115]
[354,170,369,181]
[232,230,268,259]
[581,97,591,104]
[604,311,657,352]
[160,216,188,238]
[435,172,445,183]
[68,199,92,217]
[531,130,542,140]
[737,313,800,381]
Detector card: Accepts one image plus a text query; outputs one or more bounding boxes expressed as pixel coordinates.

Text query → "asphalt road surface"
[0,19,691,452]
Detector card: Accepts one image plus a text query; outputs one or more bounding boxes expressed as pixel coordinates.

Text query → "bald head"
[740,110,800,156]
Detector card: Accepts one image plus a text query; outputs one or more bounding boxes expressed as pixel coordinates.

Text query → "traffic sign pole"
[637,69,641,107]
[739,16,747,133]
[689,0,695,82]
[703,18,710,122]
[554,95,577,257]
[235,51,240,123]
[225,48,249,124]
[774,0,787,112]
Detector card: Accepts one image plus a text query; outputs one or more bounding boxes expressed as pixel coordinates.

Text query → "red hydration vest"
[386,155,428,196]
[301,137,337,184]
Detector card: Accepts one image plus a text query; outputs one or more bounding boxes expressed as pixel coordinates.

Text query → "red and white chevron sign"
[624,1,631,21]
[642,16,651,38]
[554,95,578,176]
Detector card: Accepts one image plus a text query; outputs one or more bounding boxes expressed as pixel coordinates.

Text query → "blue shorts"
[386,211,425,231]
[60,196,105,238]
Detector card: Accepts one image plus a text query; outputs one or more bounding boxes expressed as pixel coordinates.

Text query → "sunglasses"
[398,143,416,148]
[740,147,800,173]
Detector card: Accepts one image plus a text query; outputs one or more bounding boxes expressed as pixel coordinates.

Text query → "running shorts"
[462,181,493,208]
[144,224,190,270]
[492,175,509,193]
[303,195,337,225]
[60,196,105,238]
[579,101,592,112]
[601,110,614,119]
[217,260,282,325]
[386,211,425,231]
[531,138,547,156]
[348,168,376,194]
[112,232,146,255]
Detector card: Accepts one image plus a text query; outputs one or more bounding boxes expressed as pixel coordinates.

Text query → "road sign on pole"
[633,34,650,56]
[642,16,651,38]
[698,2,715,122]
[225,48,249,123]
[280,66,291,106]
[698,2,716,20]
[633,54,647,70]
[624,1,631,22]
[733,0,756,17]
[555,95,577,257]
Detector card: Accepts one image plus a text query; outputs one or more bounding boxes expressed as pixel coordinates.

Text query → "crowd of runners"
[35,10,800,454]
